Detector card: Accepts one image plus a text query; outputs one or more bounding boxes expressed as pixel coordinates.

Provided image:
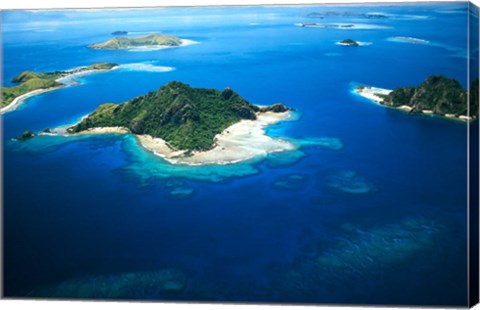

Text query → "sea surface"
[2,2,478,306]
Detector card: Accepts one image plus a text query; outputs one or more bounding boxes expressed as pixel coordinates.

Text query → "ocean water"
[1,2,477,306]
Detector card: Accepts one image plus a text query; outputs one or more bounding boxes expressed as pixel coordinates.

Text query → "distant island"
[1,62,118,113]
[111,31,128,35]
[338,39,359,46]
[66,81,295,165]
[306,11,389,19]
[300,23,355,28]
[355,76,479,121]
[89,33,183,50]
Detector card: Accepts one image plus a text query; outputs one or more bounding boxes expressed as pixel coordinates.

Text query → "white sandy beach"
[139,111,296,165]
[74,127,131,135]
[355,86,472,122]
[1,66,118,114]
[55,67,119,86]
[73,111,295,166]
[1,87,62,114]
[355,86,392,104]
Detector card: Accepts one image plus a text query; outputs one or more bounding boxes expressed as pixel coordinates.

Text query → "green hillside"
[88,34,182,49]
[68,81,290,151]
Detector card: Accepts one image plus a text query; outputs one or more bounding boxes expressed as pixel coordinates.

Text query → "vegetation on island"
[359,75,479,119]
[68,81,291,151]
[1,62,117,108]
[111,30,128,35]
[339,39,359,46]
[17,130,36,141]
[88,33,182,49]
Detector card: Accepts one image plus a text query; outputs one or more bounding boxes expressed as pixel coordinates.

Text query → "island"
[306,11,388,19]
[88,33,183,50]
[355,76,479,121]
[66,81,295,165]
[300,23,355,28]
[111,31,128,35]
[338,39,359,46]
[1,62,118,113]
[16,130,36,141]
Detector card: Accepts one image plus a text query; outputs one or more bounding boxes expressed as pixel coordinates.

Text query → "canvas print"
[1,1,479,307]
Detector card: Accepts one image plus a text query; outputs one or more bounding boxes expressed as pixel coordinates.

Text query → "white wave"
[118,63,175,73]
[388,36,430,44]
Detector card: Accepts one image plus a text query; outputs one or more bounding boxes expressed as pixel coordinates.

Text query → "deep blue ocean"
[2,2,478,306]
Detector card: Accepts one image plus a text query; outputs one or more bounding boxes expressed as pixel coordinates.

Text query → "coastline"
[71,111,296,166]
[55,67,119,86]
[354,86,473,122]
[1,87,62,114]
[126,39,198,51]
[1,67,118,114]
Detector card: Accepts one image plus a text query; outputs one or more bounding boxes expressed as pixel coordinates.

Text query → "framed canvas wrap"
[1,0,479,307]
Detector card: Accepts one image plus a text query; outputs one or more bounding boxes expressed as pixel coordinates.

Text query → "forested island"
[355,76,479,121]
[69,81,290,150]
[66,81,294,165]
[338,39,359,46]
[89,33,183,50]
[1,62,118,111]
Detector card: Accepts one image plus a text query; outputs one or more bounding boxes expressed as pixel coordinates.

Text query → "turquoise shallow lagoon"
[2,2,478,306]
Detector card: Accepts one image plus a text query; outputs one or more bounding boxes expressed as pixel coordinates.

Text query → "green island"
[2,62,118,109]
[68,81,291,151]
[339,39,359,46]
[356,75,479,121]
[88,33,182,50]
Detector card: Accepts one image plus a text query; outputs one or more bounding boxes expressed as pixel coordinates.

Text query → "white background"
[0,0,479,309]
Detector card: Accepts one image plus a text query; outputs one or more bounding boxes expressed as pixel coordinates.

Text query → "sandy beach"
[55,67,119,86]
[74,126,131,135]
[355,86,392,104]
[355,86,472,122]
[1,67,118,114]
[138,111,295,165]
[73,111,296,166]
[1,87,64,114]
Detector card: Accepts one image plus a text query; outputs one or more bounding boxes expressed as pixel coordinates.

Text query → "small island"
[306,11,388,19]
[338,39,359,46]
[111,31,128,35]
[300,23,355,29]
[1,62,118,113]
[89,33,184,50]
[355,76,479,122]
[66,81,295,165]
